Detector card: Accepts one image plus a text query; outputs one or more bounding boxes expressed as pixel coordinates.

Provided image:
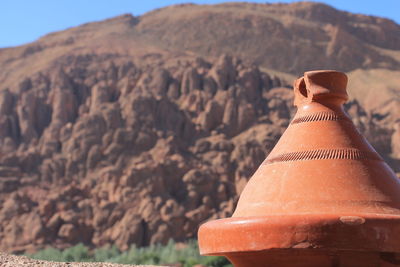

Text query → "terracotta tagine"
[198,70,400,267]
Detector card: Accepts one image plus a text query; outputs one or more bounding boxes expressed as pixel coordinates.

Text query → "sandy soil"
[0,252,161,267]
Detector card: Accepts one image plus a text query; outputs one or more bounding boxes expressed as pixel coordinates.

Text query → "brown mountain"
[0,2,399,253]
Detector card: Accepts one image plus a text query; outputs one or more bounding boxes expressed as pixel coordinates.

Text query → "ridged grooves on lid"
[264,148,382,164]
[291,111,349,124]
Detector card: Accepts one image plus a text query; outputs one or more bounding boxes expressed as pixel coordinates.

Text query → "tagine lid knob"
[294,70,348,106]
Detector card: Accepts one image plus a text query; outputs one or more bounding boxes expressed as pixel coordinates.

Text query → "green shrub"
[93,245,120,262]
[203,255,232,267]
[27,240,232,267]
[29,247,63,262]
[62,243,91,262]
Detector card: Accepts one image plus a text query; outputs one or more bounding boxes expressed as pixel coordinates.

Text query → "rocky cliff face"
[0,2,399,253]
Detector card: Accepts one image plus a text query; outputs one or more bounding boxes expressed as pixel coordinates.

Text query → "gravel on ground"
[0,252,162,267]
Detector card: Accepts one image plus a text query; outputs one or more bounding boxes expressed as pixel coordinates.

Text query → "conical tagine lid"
[198,70,400,266]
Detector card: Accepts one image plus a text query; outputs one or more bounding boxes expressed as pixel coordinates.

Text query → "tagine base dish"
[199,214,400,266]
[221,248,400,267]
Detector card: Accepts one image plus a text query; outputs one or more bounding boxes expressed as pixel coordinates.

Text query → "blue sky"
[1,0,399,48]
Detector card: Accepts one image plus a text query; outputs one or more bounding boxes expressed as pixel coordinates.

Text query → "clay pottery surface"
[198,70,400,266]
